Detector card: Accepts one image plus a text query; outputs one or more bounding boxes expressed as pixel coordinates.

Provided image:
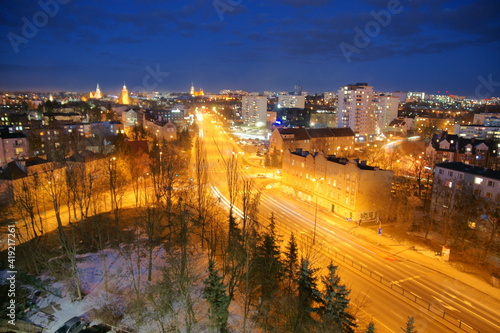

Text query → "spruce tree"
[297,258,322,321]
[254,214,282,301]
[283,232,299,293]
[320,263,357,333]
[401,316,417,333]
[203,259,230,333]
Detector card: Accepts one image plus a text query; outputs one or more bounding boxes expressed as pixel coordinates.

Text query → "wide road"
[197,111,500,333]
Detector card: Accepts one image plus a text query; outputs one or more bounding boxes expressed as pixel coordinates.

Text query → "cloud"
[271,0,329,7]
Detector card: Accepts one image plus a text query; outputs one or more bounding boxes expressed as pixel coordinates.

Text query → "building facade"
[336,83,375,140]
[431,162,500,222]
[270,127,355,156]
[374,94,399,134]
[0,133,28,166]
[281,149,393,221]
[277,95,305,109]
[241,96,268,126]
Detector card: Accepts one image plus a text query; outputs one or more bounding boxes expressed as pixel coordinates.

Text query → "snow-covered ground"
[2,238,250,333]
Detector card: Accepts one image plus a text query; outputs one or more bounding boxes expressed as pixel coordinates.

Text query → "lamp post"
[377,215,382,245]
[312,177,323,245]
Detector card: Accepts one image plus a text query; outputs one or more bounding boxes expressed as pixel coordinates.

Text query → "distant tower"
[190,82,195,96]
[90,83,102,99]
[95,83,102,99]
[118,82,130,105]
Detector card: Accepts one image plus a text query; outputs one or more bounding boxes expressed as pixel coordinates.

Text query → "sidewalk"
[330,211,500,304]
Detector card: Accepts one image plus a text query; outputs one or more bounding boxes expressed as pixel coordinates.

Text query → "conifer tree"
[297,258,322,322]
[283,232,299,293]
[203,259,230,333]
[401,316,417,333]
[320,263,357,333]
[254,214,282,302]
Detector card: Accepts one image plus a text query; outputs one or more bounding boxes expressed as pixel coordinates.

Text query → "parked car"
[256,174,267,178]
[55,316,90,333]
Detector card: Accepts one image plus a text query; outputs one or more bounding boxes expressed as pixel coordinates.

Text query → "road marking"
[462,299,475,308]
[362,252,372,257]
[384,264,396,271]
[332,246,340,252]
[390,310,404,320]
[445,292,457,299]
[391,275,420,285]
[344,254,353,259]
[373,270,383,277]
[359,262,368,267]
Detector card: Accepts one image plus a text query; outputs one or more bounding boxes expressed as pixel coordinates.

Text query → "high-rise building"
[118,83,130,105]
[336,83,375,140]
[277,95,305,109]
[374,95,400,134]
[241,96,268,126]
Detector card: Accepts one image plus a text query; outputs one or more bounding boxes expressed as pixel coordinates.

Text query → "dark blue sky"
[1,0,499,97]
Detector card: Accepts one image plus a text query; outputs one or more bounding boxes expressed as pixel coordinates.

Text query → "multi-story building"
[373,94,399,134]
[473,113,498,125]
[277,95,305,109]
[0,133,28,166]
[241,96,268,126]
[270,127,355,156]
[281,149,393,221]
[431,162,500,221]
[310,110,337,128]
[406,91,426,102]
[323,92,336,104]
[454,124,500,141]
[426,132,500,170]
[336,83,375,141]
[144,119,177,141]
[276,107,311,128]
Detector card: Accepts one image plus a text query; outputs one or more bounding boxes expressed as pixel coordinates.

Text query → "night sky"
[1,0,499,97]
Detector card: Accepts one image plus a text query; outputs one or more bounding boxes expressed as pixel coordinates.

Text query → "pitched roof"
[277,127,355,140]
[435,162,500,180]
[277,128,310,140]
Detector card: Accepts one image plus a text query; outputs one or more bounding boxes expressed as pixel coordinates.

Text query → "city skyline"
[1,0,499,97]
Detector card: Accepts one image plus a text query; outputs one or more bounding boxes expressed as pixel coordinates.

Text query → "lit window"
[474,177,483,185]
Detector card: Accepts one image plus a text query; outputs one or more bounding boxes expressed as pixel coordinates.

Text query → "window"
[439,169,444,175]
[448,171,453,177]
[475,177,483,185]
[487,180,495,187]
[485,192,492,198]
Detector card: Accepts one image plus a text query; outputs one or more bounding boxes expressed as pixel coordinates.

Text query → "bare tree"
[40,161,83,300]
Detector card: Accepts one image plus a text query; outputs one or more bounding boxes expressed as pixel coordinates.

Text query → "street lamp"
[312,177,323,245]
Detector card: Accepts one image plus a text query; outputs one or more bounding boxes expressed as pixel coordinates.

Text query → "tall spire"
[119,82,130,105]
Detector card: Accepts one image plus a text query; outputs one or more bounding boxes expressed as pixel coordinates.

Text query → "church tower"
[190,82,195,96]
[118,82,130,105]
[95,83,102,99]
